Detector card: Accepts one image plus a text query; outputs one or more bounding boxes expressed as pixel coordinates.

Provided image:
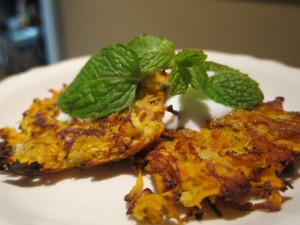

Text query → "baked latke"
[125,97,300,224]
[0,72,168,175]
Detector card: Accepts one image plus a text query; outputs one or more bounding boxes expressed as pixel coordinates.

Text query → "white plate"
[0,51,299,225]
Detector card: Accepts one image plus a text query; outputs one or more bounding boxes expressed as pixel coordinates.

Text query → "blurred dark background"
[0,0,45,77]
[0,0,300,80]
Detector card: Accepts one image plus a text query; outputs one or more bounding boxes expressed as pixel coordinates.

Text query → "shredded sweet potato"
[126,97,300,224]
[0,72,168,175]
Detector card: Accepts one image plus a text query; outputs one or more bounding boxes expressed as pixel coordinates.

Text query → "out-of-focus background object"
[0,0,45,78]
[0,0,299,80]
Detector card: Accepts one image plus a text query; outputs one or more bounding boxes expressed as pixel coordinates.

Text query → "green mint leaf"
[203,61,264,109]
[174,49,207,67]
[169,49,207,95]
[205,60,240,74]
[58,43,140,118]
[169,63,191,95]
[189,66,208,90]
[128,34,175,73]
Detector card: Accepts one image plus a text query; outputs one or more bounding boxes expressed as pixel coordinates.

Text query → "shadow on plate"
[1,159,135,187]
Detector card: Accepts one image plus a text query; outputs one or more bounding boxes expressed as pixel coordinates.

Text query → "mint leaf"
[128,34,175,73]
[170,49,207,95]
[169,63,191,95]
[174,49,207,67]
[189,66,208,90]
[203,62,264,109]
[58,43,141,118]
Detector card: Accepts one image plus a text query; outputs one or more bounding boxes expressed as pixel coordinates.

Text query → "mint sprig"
[58,34,264,119]
[169,54,264,109]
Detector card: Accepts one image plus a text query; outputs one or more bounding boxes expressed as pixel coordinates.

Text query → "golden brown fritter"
[126,97,300,224]
[0,72,168,175]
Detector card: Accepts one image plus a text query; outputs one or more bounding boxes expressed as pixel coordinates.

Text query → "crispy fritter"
[0,72,168,175]
[126,97,300,224]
